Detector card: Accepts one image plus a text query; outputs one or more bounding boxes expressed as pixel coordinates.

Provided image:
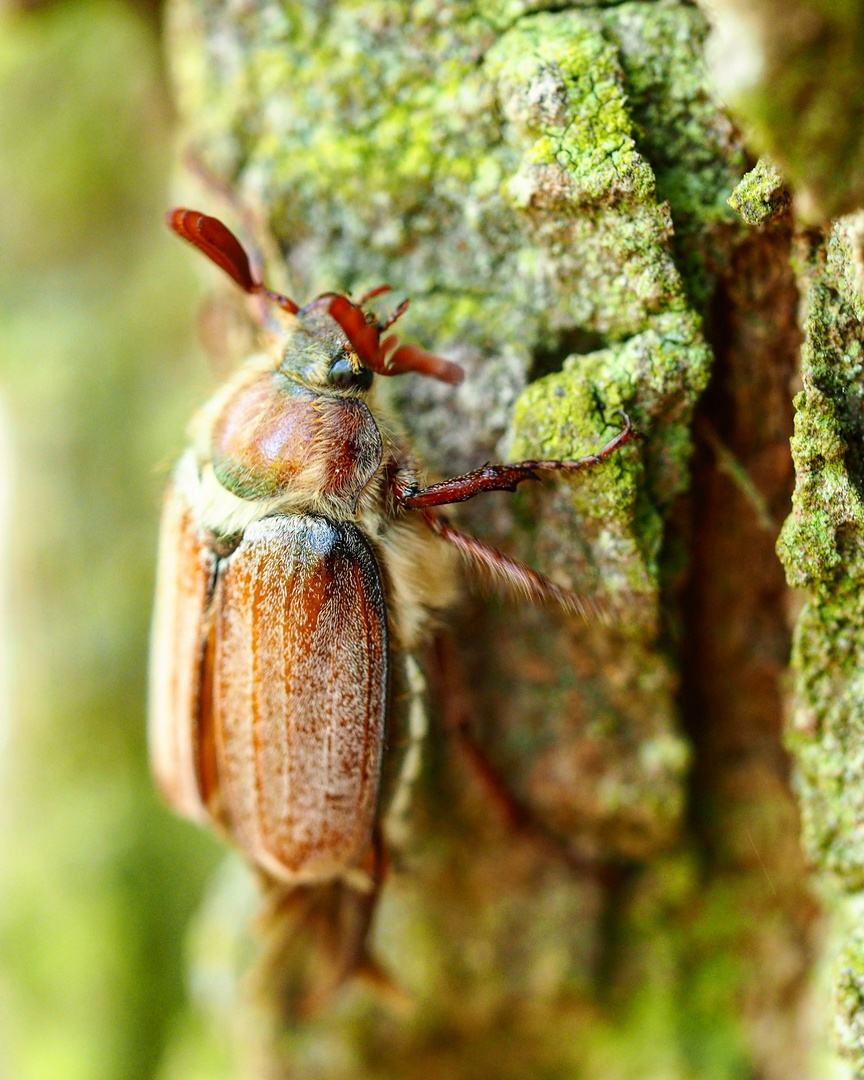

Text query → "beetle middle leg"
[420,511,607,620]
[382,653,430,851]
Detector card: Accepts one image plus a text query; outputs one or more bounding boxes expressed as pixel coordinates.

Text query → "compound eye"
[327,355,374,390]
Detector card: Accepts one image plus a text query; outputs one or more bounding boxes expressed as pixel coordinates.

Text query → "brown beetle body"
[150,317,459,888]
[149,209,636,999]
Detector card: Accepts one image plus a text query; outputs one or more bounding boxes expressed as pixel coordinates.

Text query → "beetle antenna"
[167,208,299,315]
[326,294,464,385]
[379,298,410,331]
[356,286,409,332]
[357,285,392,305]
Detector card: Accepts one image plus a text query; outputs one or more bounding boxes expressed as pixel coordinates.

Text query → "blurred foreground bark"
[159,1,864,1076]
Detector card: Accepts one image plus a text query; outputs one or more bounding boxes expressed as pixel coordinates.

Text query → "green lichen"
[778,280,864,588]
[834,900,864,1068]
[788,571,864,890]
[478,313,705,867]
[485,14,657,207]
[477,0,650,33]
[606,5,745,224]
[508,310,711,604]
[170,2,695,345]
[828,211,864,324]
[484,9,690,339]
[779,235,864,899]
[728,158,790,226]
[603,3,747,305]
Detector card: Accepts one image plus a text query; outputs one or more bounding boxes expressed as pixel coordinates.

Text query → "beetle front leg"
[396,411,636,510]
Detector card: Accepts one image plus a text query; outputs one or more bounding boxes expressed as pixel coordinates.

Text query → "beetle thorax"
[188,348,386,539]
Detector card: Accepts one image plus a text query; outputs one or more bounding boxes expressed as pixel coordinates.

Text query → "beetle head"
[168,208,464,390]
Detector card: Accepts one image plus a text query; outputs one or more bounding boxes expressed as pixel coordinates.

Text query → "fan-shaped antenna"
[167,209,299,314]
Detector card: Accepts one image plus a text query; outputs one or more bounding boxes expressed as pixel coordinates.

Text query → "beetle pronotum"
[149,208,636,1002]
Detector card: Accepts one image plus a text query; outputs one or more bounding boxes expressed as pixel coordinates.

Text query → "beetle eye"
[327,356,374,390]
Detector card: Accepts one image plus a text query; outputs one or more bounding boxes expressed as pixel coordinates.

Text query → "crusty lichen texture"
[727,158,790,226]
[704,2,864,1073]
[162,2,822,1078]
[774,227,864,1069]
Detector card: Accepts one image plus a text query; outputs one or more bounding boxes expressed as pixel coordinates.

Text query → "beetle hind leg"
[430,634,625,889]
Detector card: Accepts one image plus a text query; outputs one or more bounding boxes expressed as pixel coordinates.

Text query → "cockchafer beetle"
[149,208,636,1004]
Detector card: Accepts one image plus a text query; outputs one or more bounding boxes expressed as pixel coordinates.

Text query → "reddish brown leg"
[378,298,410,330]
[430,634,622,887]
[352,286,410,328]
[398,411,635,510]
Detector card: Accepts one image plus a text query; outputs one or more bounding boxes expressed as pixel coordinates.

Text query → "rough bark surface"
[157,0,864,1076]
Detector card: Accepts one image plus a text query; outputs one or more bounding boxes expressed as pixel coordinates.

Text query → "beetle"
[148,208,635,1002]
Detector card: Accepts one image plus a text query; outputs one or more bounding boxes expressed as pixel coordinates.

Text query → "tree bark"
[161,1,864,1075]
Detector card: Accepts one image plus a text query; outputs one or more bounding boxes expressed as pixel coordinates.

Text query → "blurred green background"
[0,2,235,1075]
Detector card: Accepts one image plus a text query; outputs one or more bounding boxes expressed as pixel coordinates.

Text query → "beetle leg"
[429,635,622,887]
[382,654,429,851]
[397,411,636,510]
[420,510,607,621]
[378,297,410,331]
